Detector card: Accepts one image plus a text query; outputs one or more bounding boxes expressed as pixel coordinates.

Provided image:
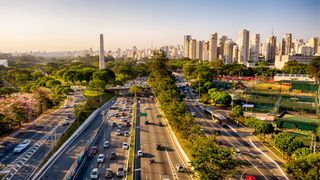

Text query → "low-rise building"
[274,55,319,69]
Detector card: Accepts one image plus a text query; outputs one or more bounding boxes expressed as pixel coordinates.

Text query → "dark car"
[156,144,162,150]
[158,122,163,126]
[88,146,98,157]
[144,120,149,124]
[110,152,117,160]
[105,168,113,178]
[124,122,131,127]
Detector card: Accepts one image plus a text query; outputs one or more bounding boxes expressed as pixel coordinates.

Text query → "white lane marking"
[249,138,289,180]
[165,149,178,180]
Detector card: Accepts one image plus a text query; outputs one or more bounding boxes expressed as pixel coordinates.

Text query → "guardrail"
[32,97,115,180]
[69,110,110,180]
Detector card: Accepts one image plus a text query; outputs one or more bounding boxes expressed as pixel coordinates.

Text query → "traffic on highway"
[0,91,84,180]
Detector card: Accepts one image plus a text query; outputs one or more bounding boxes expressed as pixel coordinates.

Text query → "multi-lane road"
[0,91,84,180]
[177,74,289,180]
[76,97,132,179]
[137,97,191,180]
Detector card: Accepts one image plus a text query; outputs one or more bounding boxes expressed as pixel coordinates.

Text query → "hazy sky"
[0,0,319,52]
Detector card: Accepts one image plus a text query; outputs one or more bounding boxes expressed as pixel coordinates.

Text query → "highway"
[177,74,289,180]
[76,97,132,179]
[0,92,84,180]
[33,97,115,180]
[138,97,191,180]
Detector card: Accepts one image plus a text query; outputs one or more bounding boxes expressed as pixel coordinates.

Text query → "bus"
[203,108,227,123]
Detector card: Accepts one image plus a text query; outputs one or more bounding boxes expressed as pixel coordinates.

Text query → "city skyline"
[0,0,319,52]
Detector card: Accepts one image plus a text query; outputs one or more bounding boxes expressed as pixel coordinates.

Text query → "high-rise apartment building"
[218,35,227,58]
[189,39,197,60]
[233,45,239,63]
[265,35,277,61]
[282,33,292,55]
[238,29,250,64]
[99,34,105,69]
[196,40,204,60]
[209,33,218,61]
[184,35,192,58]
[306,37,319,55]
[250,34,260,62]
[203,41,210,61]
[224,40,234,64]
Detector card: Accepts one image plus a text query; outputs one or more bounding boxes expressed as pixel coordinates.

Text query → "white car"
[62,119,69,125]
[176,164,184,172]
[103,141,110,148]
[122,142,129,150]
[97,154,105,163]
[191,112,196,117]
[137,150,143,157]
[118,124,123,128]
[116,165,125,177]
[90,168,99,179]
[13,139,31,153]
[116,129,121,136]
[124,131,130,137]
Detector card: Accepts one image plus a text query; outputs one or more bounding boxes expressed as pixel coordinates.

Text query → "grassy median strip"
[127,99,137,180]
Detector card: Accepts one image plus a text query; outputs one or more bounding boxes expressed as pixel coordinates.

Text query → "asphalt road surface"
[138,97,191,180]
[0,92,84,180]
[75,97,133,180]
[34,97,115,180]
[177,74,289,180]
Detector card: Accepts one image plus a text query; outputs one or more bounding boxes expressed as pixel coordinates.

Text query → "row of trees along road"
[147,50,237,179]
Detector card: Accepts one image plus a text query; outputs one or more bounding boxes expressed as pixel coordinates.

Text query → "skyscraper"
[233,45,239,63]
[189,39,197,60]
[283,33,292,55]
[238,29,250,64]
[209,33,218,61]
[99,34,105,69]
[184,35,192,58]
[250,34,260,62]
[224,40,234,64]
[265,35,277,61]
[196,40,204,60]
[203,41,210,61]
[218,35,227,58]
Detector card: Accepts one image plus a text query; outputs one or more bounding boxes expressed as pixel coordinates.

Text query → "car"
[110,152,117,160]
[97,154,105,163]
[116,165,125,177]
[64,105,70,108]
[191,112,196,117]
[105,168,113,178]
[112,122,117,127]
[144,120,149,124]
[13,139,31,153]
[124,131,130,137]
[235,148,241,154]
[116,129,121,136]
[122,142,129,150]
[118,123,123,128]
[176,164,184,172]
[158,122,163,126]
[156,144,162,150]
[89,146,98,157]
[120,117,125,121]
[124,122,131,127]
[137,150,143,157]
[62,119,69,125]
[103,141,110,148]
[90,168,99,179]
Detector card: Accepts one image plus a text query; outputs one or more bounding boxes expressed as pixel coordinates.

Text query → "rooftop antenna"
[272,27,274,36]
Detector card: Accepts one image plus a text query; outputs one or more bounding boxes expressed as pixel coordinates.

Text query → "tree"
[291,147,312,160]
[89,79,106,90]
[307,57,320,84]
[232,105,243,117]
[286,153,320,179]
[191,137,236,179]
[92,69,116,84]
[129,85,143,97]
[282,60,307,74]
[274,132,304,157]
